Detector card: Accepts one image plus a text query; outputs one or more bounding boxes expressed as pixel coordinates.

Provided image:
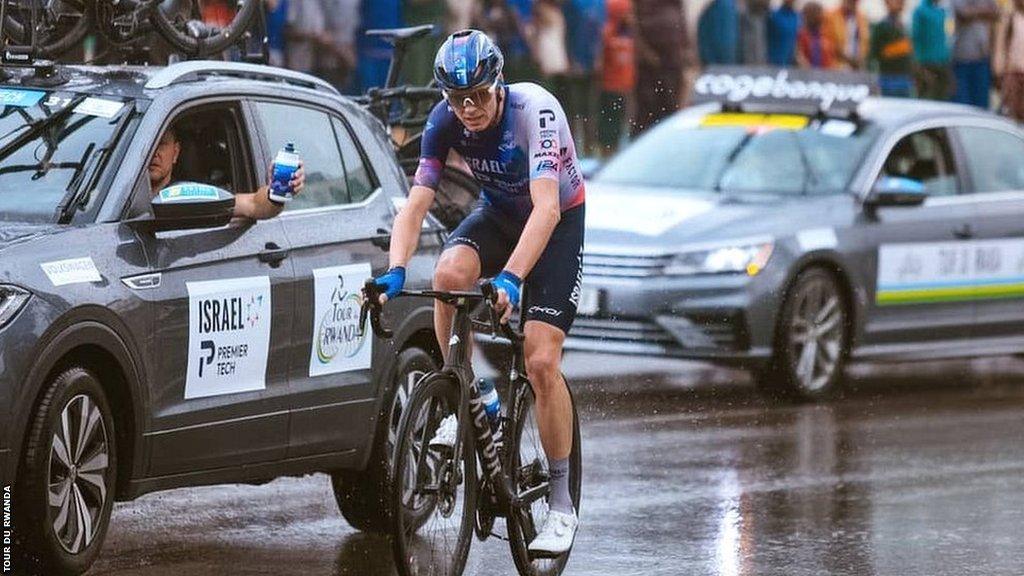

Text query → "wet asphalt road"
[88,354,1024,576]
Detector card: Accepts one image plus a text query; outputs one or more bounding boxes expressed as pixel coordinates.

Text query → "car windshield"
[595,112,881,195]
[0,87,131,223]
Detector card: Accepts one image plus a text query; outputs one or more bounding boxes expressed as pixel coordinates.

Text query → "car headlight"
[664,241,774,276]
[0,285,30,328]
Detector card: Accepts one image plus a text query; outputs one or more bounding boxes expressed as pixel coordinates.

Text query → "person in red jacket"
[600,0,636,156]
[797,2,839,69]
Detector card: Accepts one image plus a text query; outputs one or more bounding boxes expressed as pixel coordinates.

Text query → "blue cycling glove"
[492,270,522,309]
[374,266,406,300]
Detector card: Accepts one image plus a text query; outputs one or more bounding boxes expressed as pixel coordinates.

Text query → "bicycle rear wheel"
[507,377,582,576]
[149,0,258,57]
[390,373,477,576]
[1,0,90,58]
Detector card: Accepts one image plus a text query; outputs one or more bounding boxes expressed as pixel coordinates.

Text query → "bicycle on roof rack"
[0,0,263,62]
[353,24,480,231]
[360,279,582,576]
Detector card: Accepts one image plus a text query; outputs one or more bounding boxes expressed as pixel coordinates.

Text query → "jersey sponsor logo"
[499,129,516,152]
[465,156,509,175]
[538,108,556,129]
[569,252,583,307]
[186,277,271,399]
[528,305,563,317]
[535,159,558,172]
[564,157,582,190]
[533,151,558,159]
[539,138,555,149]
[310,264,373,376]
[539,129,557,138]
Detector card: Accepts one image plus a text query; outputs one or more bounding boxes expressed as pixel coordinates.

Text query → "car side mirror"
[865,176,928,211]
[137,182,236,233]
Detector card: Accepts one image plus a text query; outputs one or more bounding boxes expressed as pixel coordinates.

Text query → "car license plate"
[576,286,600,316]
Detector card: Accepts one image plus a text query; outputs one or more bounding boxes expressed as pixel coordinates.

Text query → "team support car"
[575,67,1024,400]
[0,61,469,575]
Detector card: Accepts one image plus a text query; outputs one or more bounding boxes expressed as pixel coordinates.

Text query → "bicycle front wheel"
[390,373,477,576]
[149,0,259,57]
[507,377,583,576]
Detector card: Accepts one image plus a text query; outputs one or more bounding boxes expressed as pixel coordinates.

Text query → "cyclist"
[147,124,306,219]
[372,29,585,555]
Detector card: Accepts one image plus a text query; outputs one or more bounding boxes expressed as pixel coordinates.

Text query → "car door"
[951,124,1024,344]
[132,100,296,476]
[854,126,978,348]
[249,98,391,458]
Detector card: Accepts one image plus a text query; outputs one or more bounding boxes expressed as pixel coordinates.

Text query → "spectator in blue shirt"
[698,0,740,65]
[563,0,607,155]
[912,0,952,99]
[768,0,800,66]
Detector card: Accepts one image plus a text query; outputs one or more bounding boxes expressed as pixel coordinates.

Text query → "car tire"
[331,346,436,533]
[758,267,850,402]
[13,367,117,576]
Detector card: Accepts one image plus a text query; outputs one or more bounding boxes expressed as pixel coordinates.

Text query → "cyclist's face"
[446,82,499,131]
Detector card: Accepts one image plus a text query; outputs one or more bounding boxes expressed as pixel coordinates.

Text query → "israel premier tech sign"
[185,276,272,399]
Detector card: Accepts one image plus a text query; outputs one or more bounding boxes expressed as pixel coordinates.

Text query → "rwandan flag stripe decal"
[877,282,1024,305]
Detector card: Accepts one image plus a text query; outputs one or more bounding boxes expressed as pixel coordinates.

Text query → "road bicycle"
[360,279,582,576]
[0,0,260,59]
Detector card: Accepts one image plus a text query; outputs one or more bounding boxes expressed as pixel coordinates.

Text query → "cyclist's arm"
[389,184,436,268]
[389,102,451,267]
[503,178,560,280]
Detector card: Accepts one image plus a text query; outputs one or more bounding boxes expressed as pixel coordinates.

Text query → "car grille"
[582,252,673,278]
[567,314,746,355]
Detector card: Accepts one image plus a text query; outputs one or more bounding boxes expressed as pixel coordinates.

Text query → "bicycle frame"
[361,281,548,511]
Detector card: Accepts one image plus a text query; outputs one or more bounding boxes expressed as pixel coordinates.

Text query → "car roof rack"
[145,60,340,95]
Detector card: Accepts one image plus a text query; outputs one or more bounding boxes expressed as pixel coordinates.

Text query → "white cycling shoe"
[429,414,459,450]
[528,509,578,557]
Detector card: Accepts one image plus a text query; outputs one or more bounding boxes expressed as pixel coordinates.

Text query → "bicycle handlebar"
[359,279,524,342]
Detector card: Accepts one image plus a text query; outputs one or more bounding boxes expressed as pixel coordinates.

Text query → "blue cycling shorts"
[444,204,585,334]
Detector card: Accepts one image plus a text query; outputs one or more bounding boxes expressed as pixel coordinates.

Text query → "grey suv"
[0,61,459,575]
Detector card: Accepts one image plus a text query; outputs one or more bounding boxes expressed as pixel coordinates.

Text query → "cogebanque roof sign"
[692,66,879,110]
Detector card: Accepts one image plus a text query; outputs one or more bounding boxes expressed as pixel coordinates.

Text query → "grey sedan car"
[0,61,462,575]
[576,99,1024,400]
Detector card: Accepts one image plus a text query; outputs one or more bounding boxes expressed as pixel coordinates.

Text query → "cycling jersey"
[414,82,586,221]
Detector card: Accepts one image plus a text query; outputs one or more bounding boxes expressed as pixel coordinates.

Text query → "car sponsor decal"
[797,228,838,252]
[309,263,373,377]
[185,277,271,399]
[585,193,715,237]
[159,183,221,202]
[877,239,1024,305]
[40,257,103,286]
[0,88,45,108]
[73,97,124,119]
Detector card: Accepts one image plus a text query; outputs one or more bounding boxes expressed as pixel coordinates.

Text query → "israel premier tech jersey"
[413,82,586,221]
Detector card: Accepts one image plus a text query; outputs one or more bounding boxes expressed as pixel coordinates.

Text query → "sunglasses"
[443,81,498,111]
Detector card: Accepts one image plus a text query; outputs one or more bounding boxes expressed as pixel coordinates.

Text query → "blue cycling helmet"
[433,29,504,91]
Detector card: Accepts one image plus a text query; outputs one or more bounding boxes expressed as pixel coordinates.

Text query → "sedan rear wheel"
[759,268,849,401]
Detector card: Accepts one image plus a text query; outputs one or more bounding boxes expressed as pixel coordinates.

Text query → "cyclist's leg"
[521,205,584,509]
[434,206,513,359]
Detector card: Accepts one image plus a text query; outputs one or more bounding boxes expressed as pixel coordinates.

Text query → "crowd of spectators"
[137,0,1024,155]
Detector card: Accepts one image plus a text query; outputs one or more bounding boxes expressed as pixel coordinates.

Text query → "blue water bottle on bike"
[268,142,300,204]
[478,378,503,443]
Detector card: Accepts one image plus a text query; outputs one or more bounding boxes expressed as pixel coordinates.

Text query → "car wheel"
[331,346,436,533]
[14,367,117,576]
[758,267,850,402]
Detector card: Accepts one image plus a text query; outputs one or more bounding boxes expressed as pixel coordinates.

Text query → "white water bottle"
[268,142,300,204]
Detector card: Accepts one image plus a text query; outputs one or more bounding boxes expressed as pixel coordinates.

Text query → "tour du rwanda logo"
[317,275,366,364]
